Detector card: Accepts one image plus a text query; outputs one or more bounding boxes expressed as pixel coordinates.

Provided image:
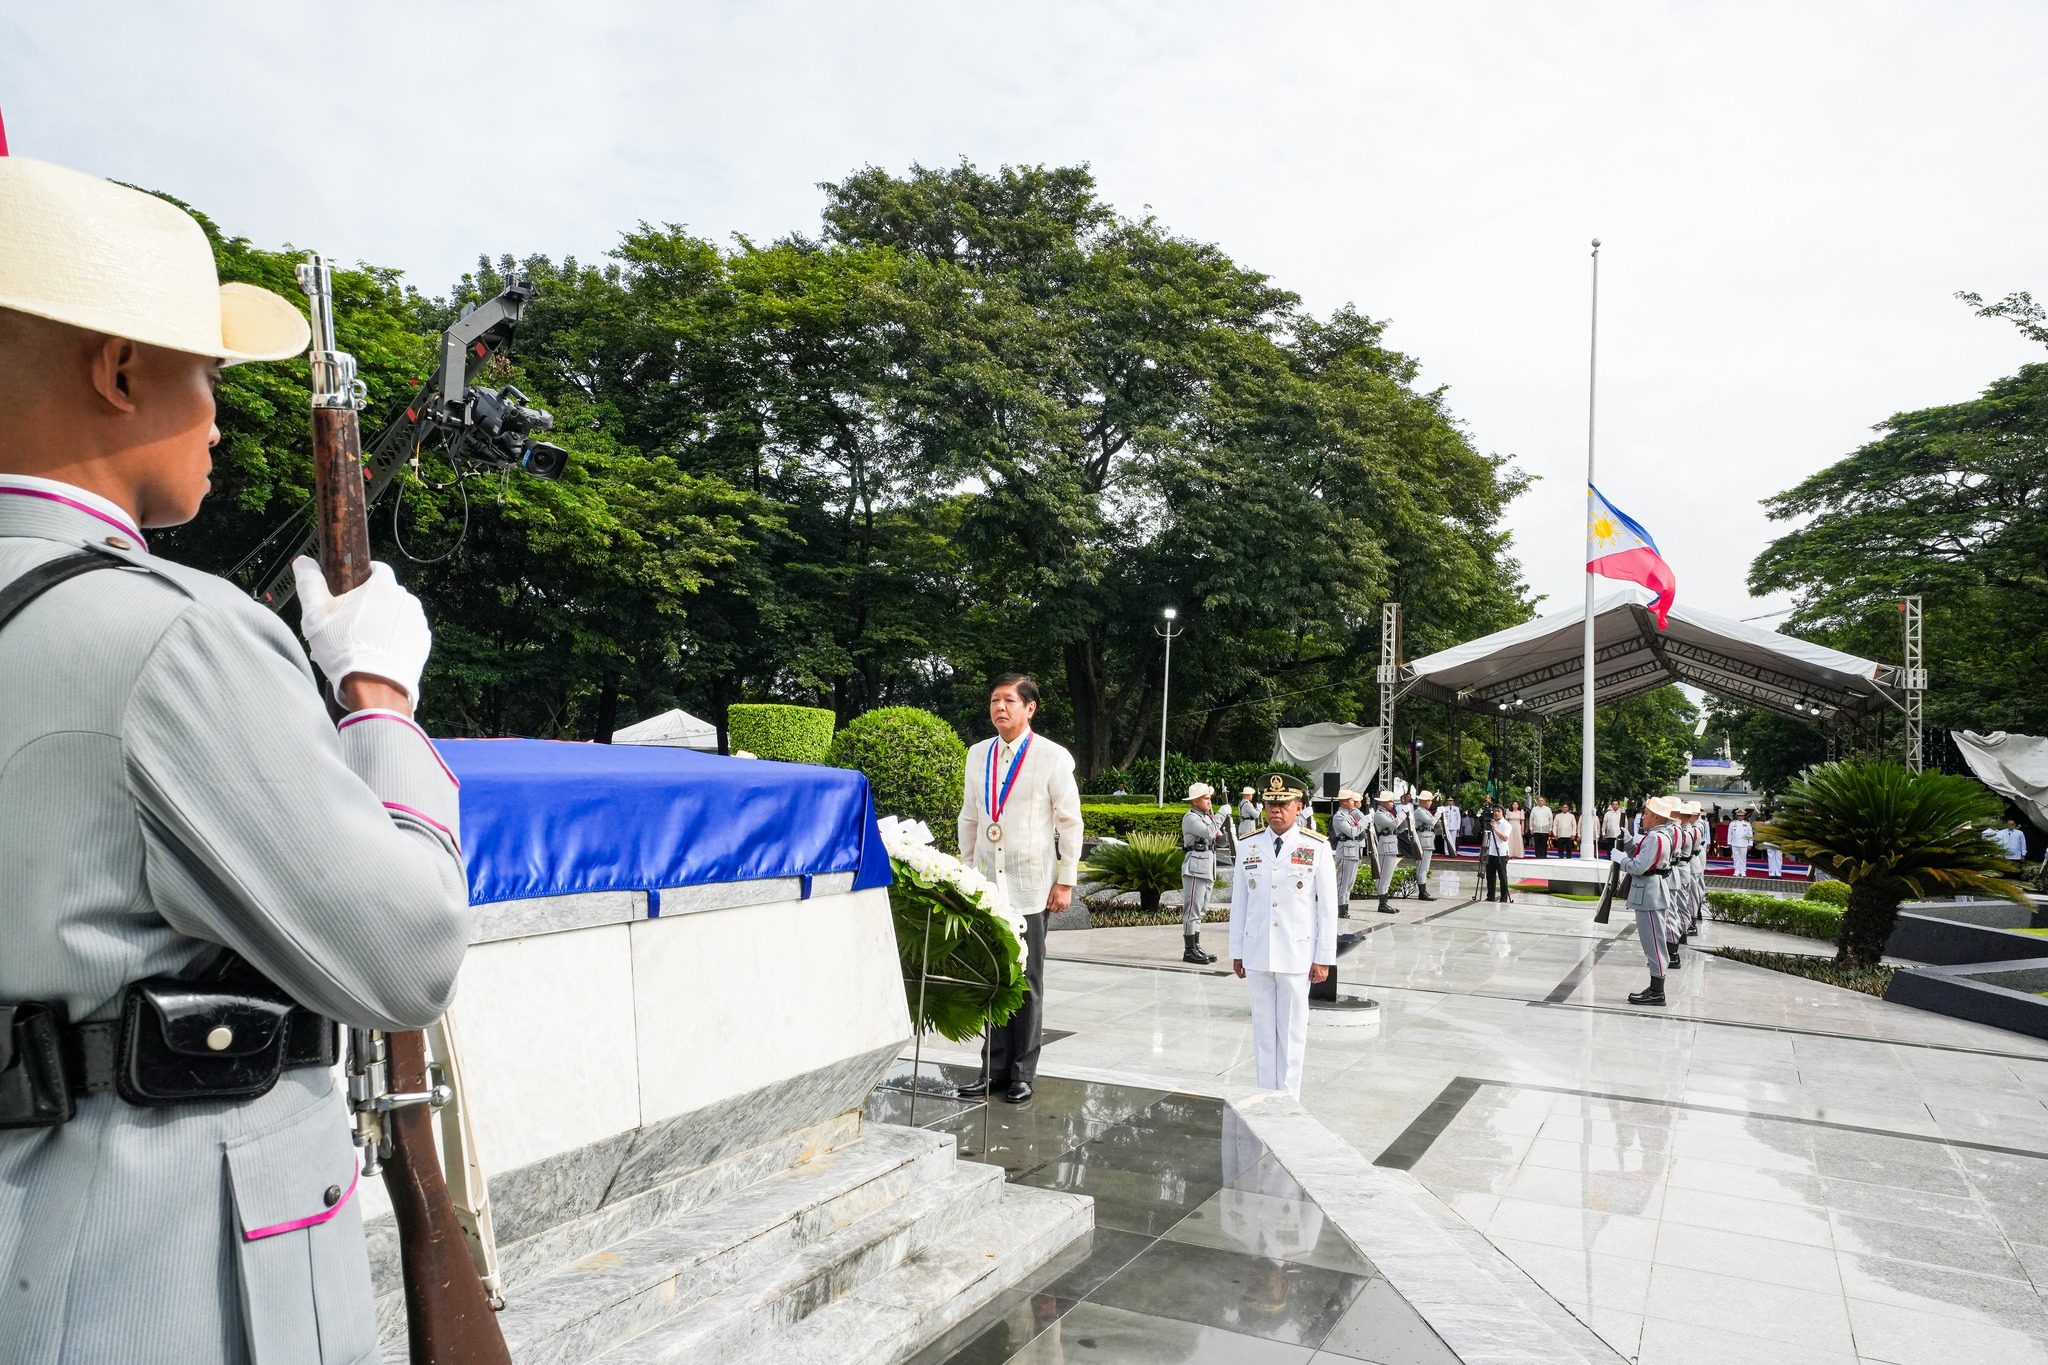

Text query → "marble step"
[498,1123,960,1365]
[756,1181,1095,1365]
[589,1159,1011,1364]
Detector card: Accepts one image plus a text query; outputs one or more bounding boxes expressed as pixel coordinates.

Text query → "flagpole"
[1581,239,1600,855]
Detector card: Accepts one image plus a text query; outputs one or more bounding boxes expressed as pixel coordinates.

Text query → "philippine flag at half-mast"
[1587,485,1677,629]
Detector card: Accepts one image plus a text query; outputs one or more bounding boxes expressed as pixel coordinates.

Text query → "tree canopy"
[156,161,1534,772]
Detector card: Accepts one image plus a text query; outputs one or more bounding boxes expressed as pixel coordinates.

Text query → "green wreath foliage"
[887,855,1028,1042]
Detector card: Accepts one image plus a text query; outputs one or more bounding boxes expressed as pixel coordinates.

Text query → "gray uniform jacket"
[0,493,473,1364]
[1410,806,1440,846]
[1616,825,1675,912]
[1182,809,1227,876]
[1328,807,1367,852]
[1370,806,1402,857]
[1236,800,1258,838]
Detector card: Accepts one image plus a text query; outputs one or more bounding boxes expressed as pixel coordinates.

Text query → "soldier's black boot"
[1417,882,1436,901]
[1183,934,1215,965]
[1628,976,1667,1006]
[1339,902,1351,919]
[1377,894,1396,914]
[1666,942,1682,969]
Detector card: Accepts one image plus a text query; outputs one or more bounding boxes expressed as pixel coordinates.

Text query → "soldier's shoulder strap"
[0,549,128,635]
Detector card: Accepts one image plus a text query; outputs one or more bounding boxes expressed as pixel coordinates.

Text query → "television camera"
[243,273,567,612]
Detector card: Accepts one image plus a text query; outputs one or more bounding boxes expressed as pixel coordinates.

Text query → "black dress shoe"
[1628,978,1667,1006]
[956,1077,993,1099]
[1004,1081,1033,1103]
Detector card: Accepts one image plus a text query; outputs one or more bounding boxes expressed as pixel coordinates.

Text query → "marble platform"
[362,874,1096,1361]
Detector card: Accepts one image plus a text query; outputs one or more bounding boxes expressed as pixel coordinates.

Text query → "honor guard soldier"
[1179,783,1225,963]
[1618,796,1682,1005]
[1327,790,1366,918]
[0,158,472,1361]
[1227,774,1338,1098]
[1409,792,1441,900]
[1370,790,1404,913]
[1237,786,1260,839]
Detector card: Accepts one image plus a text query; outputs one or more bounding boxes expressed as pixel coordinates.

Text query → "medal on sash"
[985,732,1033,846]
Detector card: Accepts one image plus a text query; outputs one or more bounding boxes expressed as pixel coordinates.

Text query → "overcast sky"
[7,1,2042,629]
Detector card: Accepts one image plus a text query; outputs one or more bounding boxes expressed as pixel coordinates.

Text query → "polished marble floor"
[937,884,2048,1365]
[866,1066,1458,1363]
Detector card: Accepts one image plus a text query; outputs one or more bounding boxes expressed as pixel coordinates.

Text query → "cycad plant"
[1758,761,2026,966]
[1081,833,1185,915]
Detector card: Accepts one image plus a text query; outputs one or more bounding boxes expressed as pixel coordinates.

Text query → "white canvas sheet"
[1955,731,2048,834]
[1273,723,1385,798]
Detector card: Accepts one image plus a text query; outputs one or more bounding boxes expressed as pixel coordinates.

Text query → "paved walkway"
[1012,881,2048,1364]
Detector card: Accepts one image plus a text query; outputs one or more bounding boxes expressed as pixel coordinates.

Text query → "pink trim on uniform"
[382,801,461,854]
[338,710,460,787]
[243,1167,357,1241]
[0,485,148,549]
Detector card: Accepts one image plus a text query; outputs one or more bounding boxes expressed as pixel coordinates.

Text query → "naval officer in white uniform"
[1228,773,1339,1099]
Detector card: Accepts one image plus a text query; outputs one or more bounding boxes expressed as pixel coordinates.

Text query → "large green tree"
[144,163,1533,758]
[1750,303,2048,739]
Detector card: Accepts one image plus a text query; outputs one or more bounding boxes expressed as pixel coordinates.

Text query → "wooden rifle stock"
[300,255,511,1365]
[1594,860,1627,924]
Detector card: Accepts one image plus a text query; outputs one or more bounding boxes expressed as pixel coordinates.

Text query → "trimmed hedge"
[1081,804,1188,839]
[1803,879,1849,907]
[1706,889,1842,942]
[1088,757,1309,802]
[827,707,966,853]
[727,703,835,764]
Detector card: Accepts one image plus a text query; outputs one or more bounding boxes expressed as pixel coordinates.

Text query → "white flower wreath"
[876,815,1029,949]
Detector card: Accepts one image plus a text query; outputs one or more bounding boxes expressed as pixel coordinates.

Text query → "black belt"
[2,979,338,1129]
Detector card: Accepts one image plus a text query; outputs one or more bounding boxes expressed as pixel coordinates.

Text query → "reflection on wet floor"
[866,1061,1460,1364]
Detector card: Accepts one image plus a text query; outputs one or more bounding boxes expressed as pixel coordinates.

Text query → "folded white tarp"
[611,707,719,751]
[1272,723,1385,799]
[1954,731,2048,833]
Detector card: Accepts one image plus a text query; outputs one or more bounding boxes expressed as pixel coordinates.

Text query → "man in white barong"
[957,673,1084,1103]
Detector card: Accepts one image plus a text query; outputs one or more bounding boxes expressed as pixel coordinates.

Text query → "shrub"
[1763,760,2025,965]
[1706,889,1842,942]
[828,708,967,853]
[1803,879,1850,907]
[1081,833,1185,914]
[1710,947,1895,997]
[727,703,835,764]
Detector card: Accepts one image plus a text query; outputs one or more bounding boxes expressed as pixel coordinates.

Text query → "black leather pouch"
[0,1003,74,1129]
[115,977,293,1107]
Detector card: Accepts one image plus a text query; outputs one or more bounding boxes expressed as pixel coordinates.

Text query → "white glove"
[292,557,432,707]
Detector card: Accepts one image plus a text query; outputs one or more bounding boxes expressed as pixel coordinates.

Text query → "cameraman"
[1481,802,1514,903]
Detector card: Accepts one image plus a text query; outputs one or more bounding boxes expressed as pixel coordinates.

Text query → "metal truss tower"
[1379,602,1400,790]
[1901,595,1926,772]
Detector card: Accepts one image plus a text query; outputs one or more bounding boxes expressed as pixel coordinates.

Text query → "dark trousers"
[1483,854,1510,901]
[984,910,1046,1084]
[1530,833,1550,859]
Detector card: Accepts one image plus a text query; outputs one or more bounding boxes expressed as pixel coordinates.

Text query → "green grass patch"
[1080,906,1231,928]
[1707,889,1842,942]
[2014,927,2048,937]
[1710,947,1894,997]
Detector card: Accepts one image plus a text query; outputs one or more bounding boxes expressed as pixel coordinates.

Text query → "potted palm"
[1758,761,2027,967]
[1081,832,1186,915]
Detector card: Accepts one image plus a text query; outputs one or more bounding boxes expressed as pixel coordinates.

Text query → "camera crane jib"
[250,274,567,612]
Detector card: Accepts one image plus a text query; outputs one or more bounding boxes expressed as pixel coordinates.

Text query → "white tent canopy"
[611,707,719,751]
[1954,731,2048,834]
[1273,723,1385,799]
[1400,587,1903,725]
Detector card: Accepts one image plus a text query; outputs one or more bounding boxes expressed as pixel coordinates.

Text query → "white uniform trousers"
[1730,843,1751,876]
[1246,969,1310,1098]
[1766,846,1783,877]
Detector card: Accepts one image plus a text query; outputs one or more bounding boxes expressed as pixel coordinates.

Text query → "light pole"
[1156,607,1181,807]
